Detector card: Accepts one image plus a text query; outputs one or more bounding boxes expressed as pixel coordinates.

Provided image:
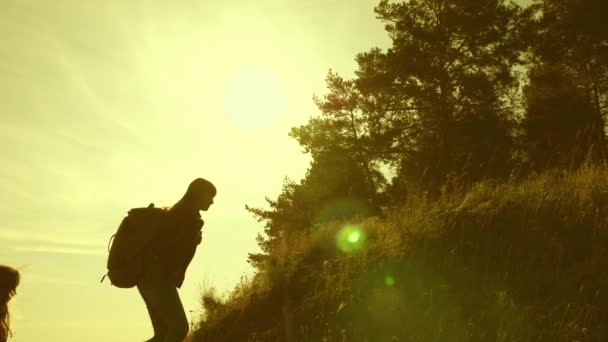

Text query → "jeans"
[137,255,189,342]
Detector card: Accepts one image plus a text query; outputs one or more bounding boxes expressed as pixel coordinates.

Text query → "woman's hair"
[0,265,20,341]
[170,178,216,212]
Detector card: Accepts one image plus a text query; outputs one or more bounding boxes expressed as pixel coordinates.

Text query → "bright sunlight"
[221,64,287,131]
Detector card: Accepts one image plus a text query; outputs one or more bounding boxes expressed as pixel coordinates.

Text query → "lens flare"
[336,225,366,254]
[384,275,395,287]
[347,231,361,243]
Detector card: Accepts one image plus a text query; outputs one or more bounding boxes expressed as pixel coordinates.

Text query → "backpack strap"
[107,234,116,252]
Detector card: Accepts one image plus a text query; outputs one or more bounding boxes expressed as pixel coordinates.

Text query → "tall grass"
[191,164,608,341]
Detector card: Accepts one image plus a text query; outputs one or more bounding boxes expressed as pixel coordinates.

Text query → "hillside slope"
[189,165,608,341]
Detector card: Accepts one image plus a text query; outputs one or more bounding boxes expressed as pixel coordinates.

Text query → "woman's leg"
[138,257,167,341]
[138,256,189,342]
[138,285,167,342]
[155,281,189,342]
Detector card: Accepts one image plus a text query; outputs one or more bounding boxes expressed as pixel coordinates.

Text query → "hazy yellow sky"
[0,0,391,341]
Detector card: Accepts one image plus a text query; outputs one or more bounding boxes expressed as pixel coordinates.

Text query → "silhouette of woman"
[138,178,216,342]
[0,265,20,342]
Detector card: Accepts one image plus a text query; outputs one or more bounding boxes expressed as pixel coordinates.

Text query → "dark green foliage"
[292,0,523,197]
[374,0,523,191]
[521,0,608,168]
[245,148,379,271]
[523,64,606,169]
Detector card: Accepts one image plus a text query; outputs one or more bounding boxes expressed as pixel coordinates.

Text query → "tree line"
[246,0,608,269]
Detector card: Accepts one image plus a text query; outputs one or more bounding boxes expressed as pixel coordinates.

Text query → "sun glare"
[336,225,366,254]
[221,64,287,131]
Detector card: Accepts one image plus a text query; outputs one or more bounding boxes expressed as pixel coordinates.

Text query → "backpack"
[101,203,168,288]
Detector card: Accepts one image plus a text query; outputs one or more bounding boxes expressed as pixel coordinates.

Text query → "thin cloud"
[9,245,103,256]
[0,229,101,248]
[22,272,86,286]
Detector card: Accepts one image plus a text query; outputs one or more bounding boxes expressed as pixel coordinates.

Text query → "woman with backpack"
[0,265,20,342]
[138,178,216,342]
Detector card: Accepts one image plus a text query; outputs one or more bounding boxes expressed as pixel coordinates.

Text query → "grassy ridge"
[189,165,608,341]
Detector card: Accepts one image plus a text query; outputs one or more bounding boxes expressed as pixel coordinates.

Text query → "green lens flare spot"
[347,231,361,243]
[336,225,366,254]
[384,275,395,287]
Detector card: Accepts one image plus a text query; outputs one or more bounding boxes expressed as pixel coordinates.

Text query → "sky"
[0,0,391,341]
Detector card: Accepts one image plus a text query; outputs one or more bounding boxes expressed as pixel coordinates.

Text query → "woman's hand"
[195,230,202,245]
